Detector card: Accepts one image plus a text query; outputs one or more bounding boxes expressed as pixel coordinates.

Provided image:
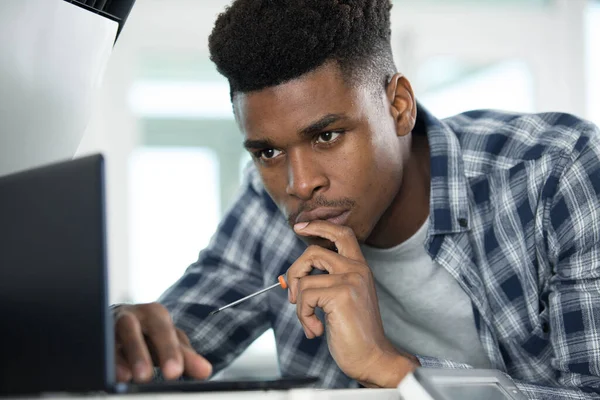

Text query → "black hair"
[208,0,397,97]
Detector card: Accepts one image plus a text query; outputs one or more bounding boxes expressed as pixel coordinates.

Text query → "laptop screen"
[0,154,114,394]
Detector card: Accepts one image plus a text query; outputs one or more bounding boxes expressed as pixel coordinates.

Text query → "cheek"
[327,130,401,198]
[372,128,405,184]
[351,133,402,188]
[368,143,404,201]
[261,173,282,198]
[258,167,292,212]
[351,132,404,231]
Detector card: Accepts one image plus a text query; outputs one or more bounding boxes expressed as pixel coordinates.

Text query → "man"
[113,0,600,398]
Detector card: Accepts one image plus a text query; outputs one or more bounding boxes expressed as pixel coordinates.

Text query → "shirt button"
[458,218,468,228]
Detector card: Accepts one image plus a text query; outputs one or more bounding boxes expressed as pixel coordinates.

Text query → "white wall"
[391,0,588,117]
[76,14,138,304]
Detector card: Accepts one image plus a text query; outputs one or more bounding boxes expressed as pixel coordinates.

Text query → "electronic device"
[0,154,318,395]
[397,368,526,400]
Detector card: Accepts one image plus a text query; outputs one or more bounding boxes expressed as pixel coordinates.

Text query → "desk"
[8,389,400,400]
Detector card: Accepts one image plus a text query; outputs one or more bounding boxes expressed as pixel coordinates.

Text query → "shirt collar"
[416,103,471,235]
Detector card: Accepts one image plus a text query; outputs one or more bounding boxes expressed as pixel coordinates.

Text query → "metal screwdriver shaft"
[209,275,288,316]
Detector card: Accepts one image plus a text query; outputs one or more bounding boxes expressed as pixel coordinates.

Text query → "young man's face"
[234,62,413,248]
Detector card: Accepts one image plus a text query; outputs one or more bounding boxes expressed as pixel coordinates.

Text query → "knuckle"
[297,277,309,292]
[296,302,303,320]
[343,271,362,286]
[339,226,354,239]
[295,289,309,316]
[114,305,131,319]
[359,266,374,282]
[287,261,302,276]
[305,245,321,257]
[115,310,138,331]
[144,303,172,326]
[148,302,170,317]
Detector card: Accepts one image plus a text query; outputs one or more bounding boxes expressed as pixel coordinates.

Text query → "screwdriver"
[208,275,288,316]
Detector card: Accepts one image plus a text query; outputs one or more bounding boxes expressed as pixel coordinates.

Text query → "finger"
[297,287,339,338]
[176,329,192,347]
[177,329,212,379]
[289,269,347,304]
[294,220,364,262]
[287,245,348,303]
[140,305,184,380]
[298,285,360,339]
[176,330,213,380]
[115,311,154,382]
[115,349,132,382]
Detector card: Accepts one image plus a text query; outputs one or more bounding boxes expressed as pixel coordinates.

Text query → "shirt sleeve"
[416,122,600,400]
[157,168,276,374]
[539,122,600,397]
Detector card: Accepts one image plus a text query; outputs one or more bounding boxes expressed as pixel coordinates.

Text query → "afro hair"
[208,0,397,96]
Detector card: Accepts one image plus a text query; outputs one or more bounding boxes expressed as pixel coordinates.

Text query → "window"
[418,59,535,118]
[129,147,220,303]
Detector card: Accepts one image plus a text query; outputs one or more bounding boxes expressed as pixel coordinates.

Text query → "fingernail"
[199,357,213,376]
[163,359,183,377]
[294,222,309,230]
[117,365,131,381]
[202,357,213,369]
[134,361,149,380]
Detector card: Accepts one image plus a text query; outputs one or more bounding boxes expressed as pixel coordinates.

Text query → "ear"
[386,74,416,137]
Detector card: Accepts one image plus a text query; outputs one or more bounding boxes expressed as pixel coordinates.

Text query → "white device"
[397,369,526,400]
[0,0,133,178]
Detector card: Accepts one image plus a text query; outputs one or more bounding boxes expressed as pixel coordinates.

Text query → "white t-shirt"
[361,219,490,368]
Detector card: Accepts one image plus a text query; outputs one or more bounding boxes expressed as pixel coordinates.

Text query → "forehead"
[234,63,367,140]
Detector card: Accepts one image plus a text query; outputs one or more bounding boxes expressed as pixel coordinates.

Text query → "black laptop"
[0,154,317,395]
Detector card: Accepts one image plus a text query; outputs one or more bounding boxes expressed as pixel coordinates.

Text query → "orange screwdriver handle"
[278,275,288,289]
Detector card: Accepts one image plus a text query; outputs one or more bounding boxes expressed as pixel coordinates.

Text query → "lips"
[295,208,350,226]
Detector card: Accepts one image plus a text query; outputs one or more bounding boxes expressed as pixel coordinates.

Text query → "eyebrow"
[243,138,275,150]
[243,113,349,150]
[299,113,348,139]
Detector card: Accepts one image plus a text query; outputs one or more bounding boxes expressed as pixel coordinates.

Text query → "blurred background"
[76,0,600,379]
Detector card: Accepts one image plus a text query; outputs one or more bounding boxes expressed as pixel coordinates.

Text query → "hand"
[113,303,212,383]
[287,220,418,388]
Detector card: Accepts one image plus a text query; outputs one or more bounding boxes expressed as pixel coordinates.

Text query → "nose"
[285,149,328,200]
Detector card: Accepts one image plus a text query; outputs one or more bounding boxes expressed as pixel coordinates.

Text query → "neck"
[365,134,430,249]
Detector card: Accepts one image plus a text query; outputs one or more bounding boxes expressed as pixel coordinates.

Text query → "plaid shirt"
[159,105,600,399]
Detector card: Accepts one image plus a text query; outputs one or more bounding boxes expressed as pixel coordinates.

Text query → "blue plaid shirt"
[159,105,600,399]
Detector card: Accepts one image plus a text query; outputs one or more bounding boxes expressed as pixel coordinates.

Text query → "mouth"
[295,208,350,226]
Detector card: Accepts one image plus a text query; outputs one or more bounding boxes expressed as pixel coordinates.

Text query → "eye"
[316,131,342,144]
[255,148,282,161]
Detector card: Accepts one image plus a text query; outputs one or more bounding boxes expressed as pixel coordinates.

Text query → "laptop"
[0,154,317,395]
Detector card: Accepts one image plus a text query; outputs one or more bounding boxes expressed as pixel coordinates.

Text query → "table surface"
[4,388,401,400]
